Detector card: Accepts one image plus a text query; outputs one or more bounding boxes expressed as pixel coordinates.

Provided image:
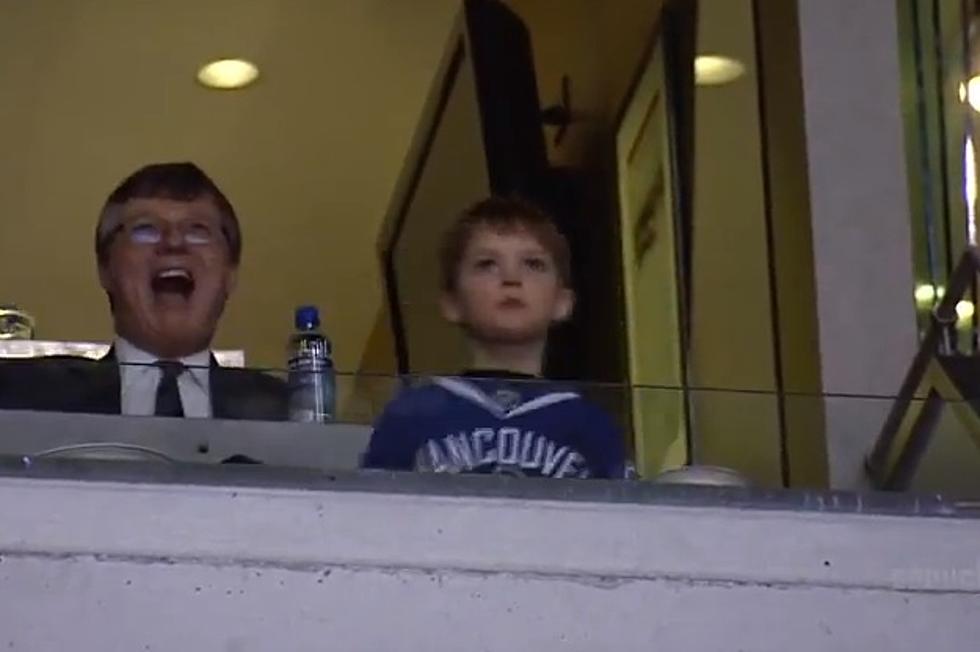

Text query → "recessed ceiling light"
[196,59,260,90]
[695,55,745,86]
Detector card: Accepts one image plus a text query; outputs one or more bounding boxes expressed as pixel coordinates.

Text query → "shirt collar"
[114,338,211,388]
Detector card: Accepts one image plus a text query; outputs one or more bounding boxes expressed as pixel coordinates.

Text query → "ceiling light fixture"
[196,59,260,90]
[694,55,745,86]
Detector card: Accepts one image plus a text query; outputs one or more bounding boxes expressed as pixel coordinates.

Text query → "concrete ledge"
[1,470,978,650]
[1,472,978,594]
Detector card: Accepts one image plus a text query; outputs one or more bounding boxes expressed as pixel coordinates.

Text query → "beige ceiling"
[0,0,460,370]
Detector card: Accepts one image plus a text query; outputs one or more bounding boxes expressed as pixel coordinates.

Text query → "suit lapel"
[209,355,234,419]
[82,350,123,414]
[209,360,289,422]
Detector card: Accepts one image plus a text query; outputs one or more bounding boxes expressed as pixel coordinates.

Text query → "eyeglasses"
[117,217,223,247]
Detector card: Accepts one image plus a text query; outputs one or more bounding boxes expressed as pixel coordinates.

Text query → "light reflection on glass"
[958,77,980,112]
[966,136,977,245]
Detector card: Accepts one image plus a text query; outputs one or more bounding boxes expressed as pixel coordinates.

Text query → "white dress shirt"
[115,338,212,418]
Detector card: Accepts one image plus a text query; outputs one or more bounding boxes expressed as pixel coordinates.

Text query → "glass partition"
[8,0,980,511]
[1,360,979,500]
[900,0,978,335]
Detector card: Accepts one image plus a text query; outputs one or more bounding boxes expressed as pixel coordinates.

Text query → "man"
[0,162,287,421]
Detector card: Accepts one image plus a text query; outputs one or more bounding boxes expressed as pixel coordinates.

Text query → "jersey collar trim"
[433,376,580,419]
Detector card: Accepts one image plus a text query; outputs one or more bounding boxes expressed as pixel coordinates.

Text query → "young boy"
[363,196,629,479]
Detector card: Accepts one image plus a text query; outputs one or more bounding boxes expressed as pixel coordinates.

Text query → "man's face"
[98,196,237,359]
[441,226,573,344]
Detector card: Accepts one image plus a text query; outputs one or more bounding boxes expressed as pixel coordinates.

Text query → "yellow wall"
[688,0,828,487]
[0,0,460,372]
[755,0,828,487]
[687,0,782,485]
[386,38,491,374]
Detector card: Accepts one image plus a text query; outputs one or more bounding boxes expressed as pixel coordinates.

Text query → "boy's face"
[442,225,573,344]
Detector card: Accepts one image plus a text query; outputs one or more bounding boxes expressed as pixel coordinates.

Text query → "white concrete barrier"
[0,466,977,651]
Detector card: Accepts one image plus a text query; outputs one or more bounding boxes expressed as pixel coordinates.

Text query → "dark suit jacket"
[0,351,289,421]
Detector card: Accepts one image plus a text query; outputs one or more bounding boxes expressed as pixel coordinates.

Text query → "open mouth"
[150,268,195,300]
[498,297,526,310]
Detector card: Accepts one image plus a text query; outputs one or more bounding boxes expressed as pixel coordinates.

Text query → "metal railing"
[867,247,980,489]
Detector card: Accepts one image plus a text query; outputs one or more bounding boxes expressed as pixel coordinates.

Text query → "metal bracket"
[540,75,572,147]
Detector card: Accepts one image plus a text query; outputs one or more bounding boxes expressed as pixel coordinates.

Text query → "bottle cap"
[294,305,320,330]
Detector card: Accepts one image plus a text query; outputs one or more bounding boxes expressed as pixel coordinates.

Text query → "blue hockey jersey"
[363,372,629,479]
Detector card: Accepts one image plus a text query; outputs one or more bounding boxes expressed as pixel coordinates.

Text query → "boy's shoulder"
[381,377,458,418]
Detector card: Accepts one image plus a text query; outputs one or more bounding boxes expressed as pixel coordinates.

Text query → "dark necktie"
[154,360,185,418]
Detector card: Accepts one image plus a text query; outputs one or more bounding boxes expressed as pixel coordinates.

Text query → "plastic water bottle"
[287,305,335,422]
